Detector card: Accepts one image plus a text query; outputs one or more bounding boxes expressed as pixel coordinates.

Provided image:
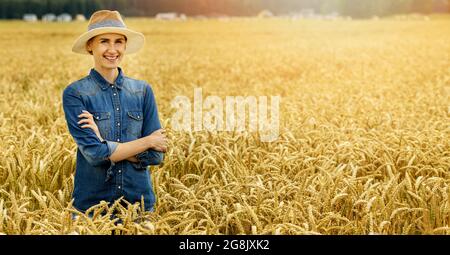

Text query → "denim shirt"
[62,67,163,213]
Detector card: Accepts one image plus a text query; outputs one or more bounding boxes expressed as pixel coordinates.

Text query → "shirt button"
[118,186,121,189]
[117,138,120,142]
[118,170,121,173]
[112,86,115,88]
[137,116,140,119]
[96,116,99,120]
[116,108,119,111]
[113,93,117,96]
[117,122,120,126]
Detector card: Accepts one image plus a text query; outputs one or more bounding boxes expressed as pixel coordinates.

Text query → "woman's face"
[86,33,127,70]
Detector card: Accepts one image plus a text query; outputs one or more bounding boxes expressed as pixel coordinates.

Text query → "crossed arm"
[62,85,166,167]
[77,110,167,163]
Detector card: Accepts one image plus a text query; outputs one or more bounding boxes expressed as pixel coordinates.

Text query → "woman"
[62,10,167,215]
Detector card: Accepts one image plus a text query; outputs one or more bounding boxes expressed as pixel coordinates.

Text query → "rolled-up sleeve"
[62,86,118,167]
[132,83,164,169]
[132,150,164,169]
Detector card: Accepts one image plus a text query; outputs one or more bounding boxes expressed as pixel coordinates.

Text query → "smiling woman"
[86,34,127,69]
[62,10,168,217]
[85,33,127,83]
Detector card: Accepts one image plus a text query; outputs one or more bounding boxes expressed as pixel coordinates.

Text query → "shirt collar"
[89,67,124,90]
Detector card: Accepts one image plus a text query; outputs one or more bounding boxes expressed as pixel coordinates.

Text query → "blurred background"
[1,0,449,20]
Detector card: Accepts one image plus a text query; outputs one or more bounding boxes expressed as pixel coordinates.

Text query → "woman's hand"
[147,128,167,152]
[78,110,103,142]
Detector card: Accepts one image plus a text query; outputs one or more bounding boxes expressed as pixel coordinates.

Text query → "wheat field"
[0,16,449,235]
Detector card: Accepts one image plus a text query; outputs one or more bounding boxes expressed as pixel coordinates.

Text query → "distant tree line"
[1,0,449,19]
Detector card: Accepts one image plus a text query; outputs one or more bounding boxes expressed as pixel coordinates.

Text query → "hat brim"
[72,27,145,55]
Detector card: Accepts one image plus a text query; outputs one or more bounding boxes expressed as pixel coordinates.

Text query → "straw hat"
[72,10,145,55]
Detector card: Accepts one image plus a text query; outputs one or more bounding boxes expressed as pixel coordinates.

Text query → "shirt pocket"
[92,112,111,140]
[127,111,143,138]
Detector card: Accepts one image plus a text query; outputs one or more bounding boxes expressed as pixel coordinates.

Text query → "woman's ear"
[85,38,94,55]
[86,45,92,55]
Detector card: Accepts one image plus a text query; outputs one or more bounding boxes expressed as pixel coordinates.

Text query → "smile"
[104,55,118,61]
